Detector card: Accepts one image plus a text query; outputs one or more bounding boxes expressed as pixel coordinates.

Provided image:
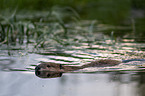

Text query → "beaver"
[35,59,145,78]
[35,59,121,78]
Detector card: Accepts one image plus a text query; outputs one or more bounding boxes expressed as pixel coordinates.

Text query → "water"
[0,1,145,95]
[1,71,145,96]
[0,39,145,96]
[0,25,145,96]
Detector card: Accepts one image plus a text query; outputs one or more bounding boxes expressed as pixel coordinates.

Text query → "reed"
[0,7,82,48]
[0,6,120,50]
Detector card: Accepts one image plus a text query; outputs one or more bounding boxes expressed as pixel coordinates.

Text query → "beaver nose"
[35,66,40,71]
[35,66,41,76]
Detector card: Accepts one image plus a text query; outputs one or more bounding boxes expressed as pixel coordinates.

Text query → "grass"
[0,7,82,49]
[0,6,134,52]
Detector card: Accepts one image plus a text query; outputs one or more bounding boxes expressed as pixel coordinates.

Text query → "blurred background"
[0,0,145,23]
[0,0,145,44]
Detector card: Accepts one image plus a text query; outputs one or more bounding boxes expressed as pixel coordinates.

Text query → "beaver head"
[35,62,64,72]
[35,63,64,78]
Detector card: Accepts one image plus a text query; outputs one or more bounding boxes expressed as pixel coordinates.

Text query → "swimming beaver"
[35,59,145,78]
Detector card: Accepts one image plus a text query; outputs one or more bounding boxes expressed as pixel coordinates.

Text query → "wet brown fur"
[36,59,121,72]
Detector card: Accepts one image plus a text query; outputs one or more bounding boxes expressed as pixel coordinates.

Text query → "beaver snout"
[35,66,41,77]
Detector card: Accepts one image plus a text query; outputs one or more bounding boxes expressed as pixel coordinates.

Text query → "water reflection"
[35,71,62,78]
[108,71,145,96]
[135,72,145,96]
[0,58,15,71]
[1,70,145,96]
[57,71,145,96]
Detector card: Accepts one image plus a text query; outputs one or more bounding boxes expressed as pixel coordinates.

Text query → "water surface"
[0,38,145,96]
[0,2,145,95]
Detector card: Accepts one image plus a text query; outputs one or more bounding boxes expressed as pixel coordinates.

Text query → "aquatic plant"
[0,6,132,52]
[0,7,82,48]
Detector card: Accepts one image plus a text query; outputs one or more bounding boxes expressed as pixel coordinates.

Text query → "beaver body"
[35,59,145,78]
[35,59,121,72]
[35,59,122,78]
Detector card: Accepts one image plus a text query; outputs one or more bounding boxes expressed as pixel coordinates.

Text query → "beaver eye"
[47,65,51,68]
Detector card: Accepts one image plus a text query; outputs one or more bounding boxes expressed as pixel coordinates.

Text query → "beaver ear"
[47,65,51,68]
